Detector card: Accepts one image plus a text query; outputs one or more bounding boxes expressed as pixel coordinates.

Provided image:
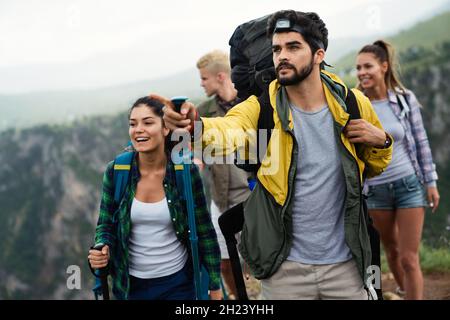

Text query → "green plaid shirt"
[94,153,221,299]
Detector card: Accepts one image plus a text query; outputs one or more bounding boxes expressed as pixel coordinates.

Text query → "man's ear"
[314,48,325,65]
[216,72,226,82]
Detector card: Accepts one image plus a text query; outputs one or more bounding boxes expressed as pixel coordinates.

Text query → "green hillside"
[333,11,450,76]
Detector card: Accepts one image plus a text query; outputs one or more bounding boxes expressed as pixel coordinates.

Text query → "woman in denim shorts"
[356,40,440,299]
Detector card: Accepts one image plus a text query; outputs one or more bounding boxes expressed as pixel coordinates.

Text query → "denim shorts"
[366,174,427,210]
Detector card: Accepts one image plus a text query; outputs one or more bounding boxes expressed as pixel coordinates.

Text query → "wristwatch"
[381,133,392,149]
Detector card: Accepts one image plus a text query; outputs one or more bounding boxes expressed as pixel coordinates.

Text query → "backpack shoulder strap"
[396,93,411,119]
[113,151,134,204]
[257,89,275,131]
[256,89,275,162]
[345,89,365,161]
[345,88,361,120]
[173,163,186,201]
[234,89,275,174]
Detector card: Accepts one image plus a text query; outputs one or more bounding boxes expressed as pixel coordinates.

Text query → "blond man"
[196,50,251,299]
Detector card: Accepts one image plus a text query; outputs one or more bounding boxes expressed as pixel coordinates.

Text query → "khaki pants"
[261,259,368,300]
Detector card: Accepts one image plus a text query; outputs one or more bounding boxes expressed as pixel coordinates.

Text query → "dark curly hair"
[267,10,328,54]
[128,96,164,120]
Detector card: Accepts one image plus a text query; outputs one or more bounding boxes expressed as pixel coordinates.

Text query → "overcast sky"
[0,0,448,93]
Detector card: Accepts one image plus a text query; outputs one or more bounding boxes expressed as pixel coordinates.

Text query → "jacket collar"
[269,70,351,129]
[275,86,292,131]
[387,89,401,105]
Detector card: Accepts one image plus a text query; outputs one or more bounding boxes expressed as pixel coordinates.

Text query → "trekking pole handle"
[92,243,105,250]
[90,243,110,300]
[171,96,189,113]
[91,243,109,276]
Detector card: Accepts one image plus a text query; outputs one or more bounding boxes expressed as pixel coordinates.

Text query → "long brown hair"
[357,40,405,93]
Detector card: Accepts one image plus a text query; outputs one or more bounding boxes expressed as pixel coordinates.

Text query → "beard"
[276,57,314,86]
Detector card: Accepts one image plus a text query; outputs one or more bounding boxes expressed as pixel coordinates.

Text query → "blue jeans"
[129,262,195,300]
[366,174,427,210]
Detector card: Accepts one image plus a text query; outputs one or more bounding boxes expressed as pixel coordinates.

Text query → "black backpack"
[229,14,273,174]
[229,14,275,101]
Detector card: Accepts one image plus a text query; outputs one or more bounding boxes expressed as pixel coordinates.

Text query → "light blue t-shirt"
[287,104,352,265]
[366,99,415,186]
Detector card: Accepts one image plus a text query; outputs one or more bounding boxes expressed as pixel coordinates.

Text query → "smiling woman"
[128,97,170,155]
[355,40,440,300]
[88,96,222,300]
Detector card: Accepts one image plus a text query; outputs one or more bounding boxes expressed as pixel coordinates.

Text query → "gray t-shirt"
[287,104,352,264]
[366,99,415,186]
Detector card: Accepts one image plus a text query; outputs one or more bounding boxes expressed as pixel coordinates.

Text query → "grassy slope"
[333,11,450,75]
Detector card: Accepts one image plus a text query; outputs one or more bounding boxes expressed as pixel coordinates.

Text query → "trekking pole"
[90,243,110,300]
[171,96,203,300]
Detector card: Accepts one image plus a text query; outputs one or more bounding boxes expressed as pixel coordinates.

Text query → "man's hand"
[149,94,197,132]
[344,119,387,147]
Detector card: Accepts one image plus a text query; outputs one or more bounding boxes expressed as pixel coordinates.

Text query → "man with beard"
[155,10,393,300]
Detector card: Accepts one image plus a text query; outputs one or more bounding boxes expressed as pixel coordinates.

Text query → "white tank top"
[128,197,187,279]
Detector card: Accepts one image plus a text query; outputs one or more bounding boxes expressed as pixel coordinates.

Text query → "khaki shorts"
[261,259,368,300]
